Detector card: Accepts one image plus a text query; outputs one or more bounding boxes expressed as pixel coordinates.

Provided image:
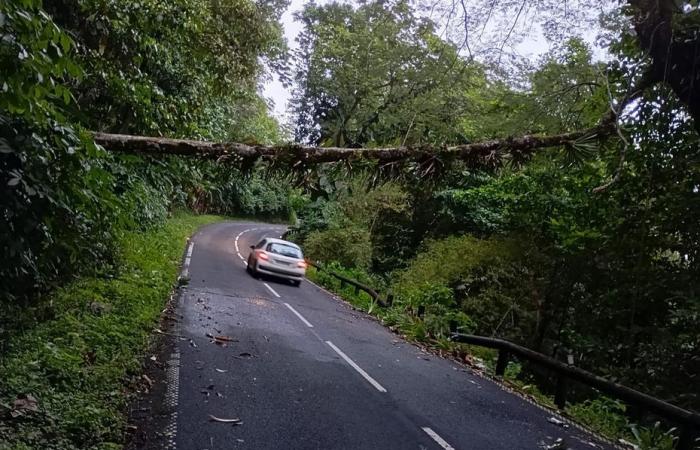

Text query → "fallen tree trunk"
[92,123,613,168]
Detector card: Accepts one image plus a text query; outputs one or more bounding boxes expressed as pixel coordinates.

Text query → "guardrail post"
[354,285,360,295]
[417,305,425,317]
[340,279,346,288]
[554,376,568,409]
[677,425,697,450]
[449,320,458,333]
[495,350,509,376]
[386,294,394,306]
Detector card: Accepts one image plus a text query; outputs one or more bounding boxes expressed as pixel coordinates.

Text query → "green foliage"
[292,176,409,271]
[0,0,290,310]
[0,1,120,304]
[292,3,699,440]
[566,397,629,439]
[45,0,288,139]
[304,227,372,269]
[292,0,485,146]
[391,235,544,342]
[0,212,223,449]
[629,423,677,450]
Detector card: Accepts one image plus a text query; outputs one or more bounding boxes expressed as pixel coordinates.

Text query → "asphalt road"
[161,221,613,450]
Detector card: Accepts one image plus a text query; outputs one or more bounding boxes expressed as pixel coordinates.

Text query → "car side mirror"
[250,245,255,249]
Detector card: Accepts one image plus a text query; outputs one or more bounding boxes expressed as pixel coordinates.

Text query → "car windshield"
[267,243,302,259]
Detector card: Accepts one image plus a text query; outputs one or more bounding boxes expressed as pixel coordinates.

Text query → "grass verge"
[0,212,223,450]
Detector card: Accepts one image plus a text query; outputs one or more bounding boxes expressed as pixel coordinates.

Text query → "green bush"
[565,397,628,439]
[391,234,544,342]
[304,227,372,269]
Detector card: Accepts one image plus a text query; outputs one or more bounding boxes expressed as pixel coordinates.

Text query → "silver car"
[247,238,307,286]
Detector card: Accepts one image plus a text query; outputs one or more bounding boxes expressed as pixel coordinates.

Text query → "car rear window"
[267,243,302,259]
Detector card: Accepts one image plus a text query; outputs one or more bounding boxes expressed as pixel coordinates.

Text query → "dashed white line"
[325,341,387,392]
[284,302,314,328]
[422,428,455,450]
[263,282,281,298]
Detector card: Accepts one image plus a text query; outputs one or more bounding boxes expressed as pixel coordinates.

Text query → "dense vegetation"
[288,0,700,446]
[0,212,223,448]
[0,0,295,322]
[2,0,699,448]
[1,2,293,447]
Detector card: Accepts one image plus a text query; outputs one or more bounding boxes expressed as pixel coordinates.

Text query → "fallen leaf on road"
[540,438,566,450]
[618,438,639,449]
[238,352,252,357]
[216,392,224,398]
[214,335,235,342]
[189,339,198,348]
[215,368,227,373]
[142,374,154,387]
[208,415,241,424]
[205,332,214,339]
[547,417,569,428]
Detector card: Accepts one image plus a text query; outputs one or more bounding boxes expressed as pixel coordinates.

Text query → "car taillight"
[258,252,269,261]
[297,261,307,269]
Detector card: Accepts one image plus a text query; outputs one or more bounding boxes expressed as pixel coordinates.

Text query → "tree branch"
[93,122,614,169]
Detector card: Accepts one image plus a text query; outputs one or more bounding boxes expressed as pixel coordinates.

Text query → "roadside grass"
[306,264,678,450]
[0,212,223,450]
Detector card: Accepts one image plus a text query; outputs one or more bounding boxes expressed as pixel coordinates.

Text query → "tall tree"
[292,0,488,147]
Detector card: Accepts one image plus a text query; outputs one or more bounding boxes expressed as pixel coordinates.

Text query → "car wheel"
[251,263,261,279]
[292,280,301,287]
[246,256,254,274]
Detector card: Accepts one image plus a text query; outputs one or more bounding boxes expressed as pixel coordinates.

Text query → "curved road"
[139,221,613,450]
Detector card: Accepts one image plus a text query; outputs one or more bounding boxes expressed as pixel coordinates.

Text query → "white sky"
[261,0,601,122]
[262,0,313,124]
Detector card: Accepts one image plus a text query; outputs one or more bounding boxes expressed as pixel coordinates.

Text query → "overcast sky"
[262,0,310,124]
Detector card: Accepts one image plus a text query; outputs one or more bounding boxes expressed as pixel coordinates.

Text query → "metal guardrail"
[306,260,388,307]
[304,256,699,449]
[449,334,700,449]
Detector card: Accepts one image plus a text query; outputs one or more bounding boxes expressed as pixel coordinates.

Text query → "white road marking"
[234,229,252,260]
[263,282,281,298]
[284,302,314,328]
[325,341,387,392]
[181,242,194,278]
[422,428,455,450]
